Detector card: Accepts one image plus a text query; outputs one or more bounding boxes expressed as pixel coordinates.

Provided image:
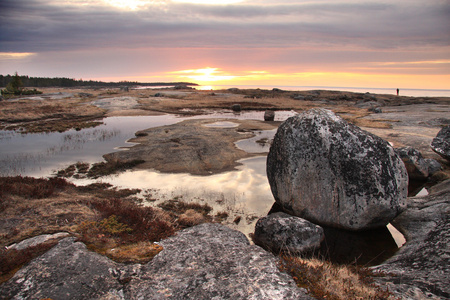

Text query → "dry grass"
[105,241,163,264]
[280,256,395,300]
[0,98,105,133]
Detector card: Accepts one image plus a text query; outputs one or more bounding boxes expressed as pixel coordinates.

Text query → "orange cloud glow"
[168,67,450,90]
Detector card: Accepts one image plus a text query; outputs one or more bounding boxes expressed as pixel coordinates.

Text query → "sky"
[1,0,449,89]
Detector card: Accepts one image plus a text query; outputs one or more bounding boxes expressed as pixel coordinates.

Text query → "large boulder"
[267,108,408,231]
[431,125,450,160]
[253,212,324,254]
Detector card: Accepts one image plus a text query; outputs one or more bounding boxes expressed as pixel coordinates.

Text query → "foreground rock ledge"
[373,181,450,299]
[0,223,312,300]
[267,108,408,230]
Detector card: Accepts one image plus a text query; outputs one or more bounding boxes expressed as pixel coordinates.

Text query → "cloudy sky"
[1,0,449,89]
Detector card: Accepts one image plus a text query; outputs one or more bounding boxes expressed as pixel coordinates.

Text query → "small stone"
[254,212,324,254]
[231,104,241,112]
[264,110,275,121]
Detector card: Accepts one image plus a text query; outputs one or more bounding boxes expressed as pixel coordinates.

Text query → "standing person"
[397,88,399,96]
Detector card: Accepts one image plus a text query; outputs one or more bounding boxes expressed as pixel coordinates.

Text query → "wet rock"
[396,147,429,180]
[231,104,241,112]
[264,110,275,121]
[253,212,324,254]
[0,237,126,300]
[431,125,450,160]
[126,223,311,299]
[267,108,408,231]
[373,187,450,299]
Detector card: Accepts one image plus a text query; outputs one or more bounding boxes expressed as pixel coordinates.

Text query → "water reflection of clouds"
[104,156,274,215]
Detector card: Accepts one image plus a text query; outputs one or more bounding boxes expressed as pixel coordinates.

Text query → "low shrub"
[85,198,174,243]
[0,176,71,199]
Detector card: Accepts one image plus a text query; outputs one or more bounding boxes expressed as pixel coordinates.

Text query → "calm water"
[194,85,450,97]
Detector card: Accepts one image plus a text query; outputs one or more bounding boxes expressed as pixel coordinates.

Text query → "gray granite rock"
[126,223,311,299]
[6,232,70,251]
[253,212,324,254]
[1,224,312,300]
[396,147,429,180]
[373,187,450,299]
[0,237,127,300]
[424,158,442,177]
[431,125,450,160]
[267,108,408,231]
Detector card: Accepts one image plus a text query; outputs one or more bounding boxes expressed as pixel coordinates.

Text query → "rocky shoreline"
[1,88,449,299]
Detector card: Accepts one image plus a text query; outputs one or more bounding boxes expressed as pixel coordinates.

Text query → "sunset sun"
[171,67,237,83]
[172,0,243,4]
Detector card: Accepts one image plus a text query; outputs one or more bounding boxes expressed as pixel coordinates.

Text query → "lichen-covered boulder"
[126,223,311,299]
[396,147,429,180]
[267,108,408,231]
[431,125,450,161]
[253,212,324,254]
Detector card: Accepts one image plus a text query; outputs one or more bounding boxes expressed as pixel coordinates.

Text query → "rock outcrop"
[0,237,126,299]
[431,125,450,161]
[126,223,311,299]
[1,223,312,300]
[253,212,324,254]
[373,180,450,299]
[267,108,408,231]
[396,147,430,180]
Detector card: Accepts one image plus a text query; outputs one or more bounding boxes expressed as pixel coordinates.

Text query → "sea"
[191,85,450,97]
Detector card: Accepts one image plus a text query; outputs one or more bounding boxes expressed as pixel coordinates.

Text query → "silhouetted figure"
[397,88,399,96]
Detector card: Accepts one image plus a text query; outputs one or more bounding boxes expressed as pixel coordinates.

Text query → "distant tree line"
[0,74,197,88]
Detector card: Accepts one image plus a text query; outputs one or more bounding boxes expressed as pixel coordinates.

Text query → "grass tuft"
[280,256,395,300]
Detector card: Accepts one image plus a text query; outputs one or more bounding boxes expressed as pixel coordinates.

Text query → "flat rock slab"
[373,185,450,299]
[1,224,311,300]
[105,118,275,175]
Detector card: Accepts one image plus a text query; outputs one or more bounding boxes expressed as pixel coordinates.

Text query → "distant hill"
[0,74,197,88]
